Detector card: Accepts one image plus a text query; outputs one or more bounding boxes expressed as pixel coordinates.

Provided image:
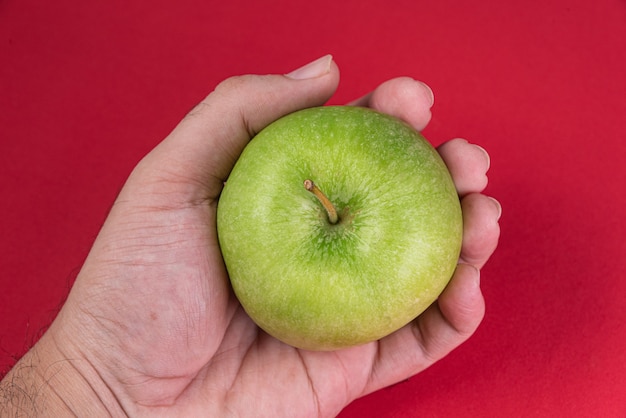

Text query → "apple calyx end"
[304,179,339,225]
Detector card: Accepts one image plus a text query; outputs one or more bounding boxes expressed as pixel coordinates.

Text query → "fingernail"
[286,54,333,80]
[419,81,435,107]
[473,144,491,171]
[488,197,502,221]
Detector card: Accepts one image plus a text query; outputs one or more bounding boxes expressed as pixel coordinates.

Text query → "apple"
[217,106,462,351]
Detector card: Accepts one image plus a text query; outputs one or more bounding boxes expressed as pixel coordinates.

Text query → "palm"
[74,154,485,418]
[71,191,374,416]
[197,304,374,417]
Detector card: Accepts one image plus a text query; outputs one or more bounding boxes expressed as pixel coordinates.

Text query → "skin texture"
[0,55,501,417]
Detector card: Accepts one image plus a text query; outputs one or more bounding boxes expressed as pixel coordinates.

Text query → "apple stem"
[304,179,339,224]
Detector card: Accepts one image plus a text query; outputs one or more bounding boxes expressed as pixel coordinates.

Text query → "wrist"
[0,330,126,417]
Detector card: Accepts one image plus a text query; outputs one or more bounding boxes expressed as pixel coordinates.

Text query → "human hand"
[0,55,500,417]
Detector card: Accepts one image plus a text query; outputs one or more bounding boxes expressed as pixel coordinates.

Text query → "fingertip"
[367,77,434,131]
[440,263,485,335]
[473,144,491,171]
[460,193,501,268]
[285,54,337,80]
[419,80,435,107]
[438,138,490,195]
[487,196,502,221]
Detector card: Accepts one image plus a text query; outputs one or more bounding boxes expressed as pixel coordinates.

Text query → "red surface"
[2,0,625,416]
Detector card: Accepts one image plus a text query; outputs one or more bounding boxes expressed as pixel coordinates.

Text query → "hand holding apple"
[0,56,500,417]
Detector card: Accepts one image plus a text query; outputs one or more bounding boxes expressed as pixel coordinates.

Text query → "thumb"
[128,55,340,203]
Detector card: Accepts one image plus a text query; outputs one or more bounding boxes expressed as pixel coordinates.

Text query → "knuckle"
[185,75,253,120]
[213,74,255,96]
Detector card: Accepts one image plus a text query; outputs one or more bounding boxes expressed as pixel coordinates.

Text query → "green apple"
[217,106,462,351]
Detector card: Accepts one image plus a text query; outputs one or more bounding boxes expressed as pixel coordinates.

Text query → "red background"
[1,0,625,416]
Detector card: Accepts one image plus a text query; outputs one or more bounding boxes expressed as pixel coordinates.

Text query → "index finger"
[348,77,434,131]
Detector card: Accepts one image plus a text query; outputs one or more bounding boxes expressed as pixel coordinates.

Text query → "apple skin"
[217,106,462,351]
